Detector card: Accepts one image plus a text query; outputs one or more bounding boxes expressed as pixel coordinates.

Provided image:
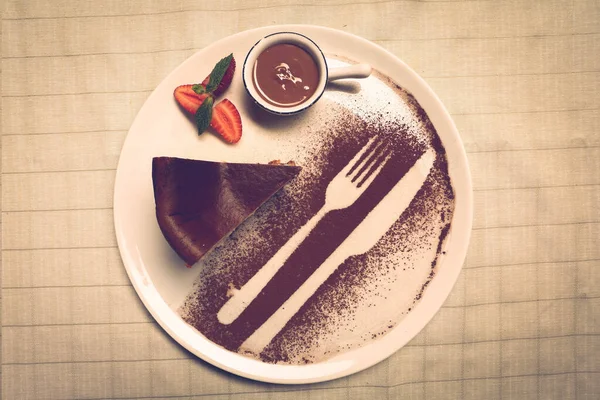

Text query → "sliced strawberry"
[210,99,242,143]
[202,56,236,97]
[174,84,209,115]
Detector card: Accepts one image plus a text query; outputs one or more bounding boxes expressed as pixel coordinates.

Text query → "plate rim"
[113,23,473,384]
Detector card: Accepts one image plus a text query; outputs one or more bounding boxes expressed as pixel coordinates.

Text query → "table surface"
[2,1,599,399]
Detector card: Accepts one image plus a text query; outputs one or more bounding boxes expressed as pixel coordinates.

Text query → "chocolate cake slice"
[152,157,301,266]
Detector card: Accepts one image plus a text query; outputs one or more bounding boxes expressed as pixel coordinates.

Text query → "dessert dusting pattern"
[178,68,456,364]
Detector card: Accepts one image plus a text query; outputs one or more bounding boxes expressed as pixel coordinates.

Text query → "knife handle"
[217,206,329,325]
[240,242,351,353]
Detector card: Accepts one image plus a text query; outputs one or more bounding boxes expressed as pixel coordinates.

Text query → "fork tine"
[356,148,392,189]
[351,139,390,184]
[344,136,378,177]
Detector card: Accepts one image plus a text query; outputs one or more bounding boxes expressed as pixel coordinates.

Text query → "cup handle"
[327,63,372,82]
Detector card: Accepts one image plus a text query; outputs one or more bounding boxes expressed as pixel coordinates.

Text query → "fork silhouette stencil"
[217,136,392,325]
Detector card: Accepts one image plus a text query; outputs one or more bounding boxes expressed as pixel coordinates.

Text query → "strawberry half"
[210,99,242,143]
[174,54,242,142]
[174,84,209,115]
[202,56,236,97]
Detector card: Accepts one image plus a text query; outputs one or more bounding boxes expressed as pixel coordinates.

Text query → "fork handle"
[240,240,352,353]
[217,206,329,325]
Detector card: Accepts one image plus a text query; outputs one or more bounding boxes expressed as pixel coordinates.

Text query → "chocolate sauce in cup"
[243,32,372,115]
[253,43,320,108]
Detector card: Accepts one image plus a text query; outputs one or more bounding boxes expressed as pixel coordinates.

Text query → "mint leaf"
[195,96,214,135]
[192,84,206,95]
[205,53,233,93]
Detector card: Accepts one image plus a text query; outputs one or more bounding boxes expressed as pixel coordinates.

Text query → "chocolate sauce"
[180,77,456,364]
[253,43,319,107]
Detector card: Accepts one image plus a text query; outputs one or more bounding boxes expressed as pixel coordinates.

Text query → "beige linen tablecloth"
[2,1,599,399]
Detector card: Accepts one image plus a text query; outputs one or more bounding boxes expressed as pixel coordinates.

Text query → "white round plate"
[114,24,472,384]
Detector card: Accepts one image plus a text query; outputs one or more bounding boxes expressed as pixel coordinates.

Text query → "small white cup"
[243,32,372,115]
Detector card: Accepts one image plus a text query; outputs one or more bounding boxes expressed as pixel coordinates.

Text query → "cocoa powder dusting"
[179,76,456,364]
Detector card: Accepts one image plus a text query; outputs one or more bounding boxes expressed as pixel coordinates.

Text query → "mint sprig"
[192,84,206,95]
[205,53,233,93]
[190,53,233,134]
[195,96,214,135]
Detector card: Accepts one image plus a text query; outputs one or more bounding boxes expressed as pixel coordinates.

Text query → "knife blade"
[240,148,436,354]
